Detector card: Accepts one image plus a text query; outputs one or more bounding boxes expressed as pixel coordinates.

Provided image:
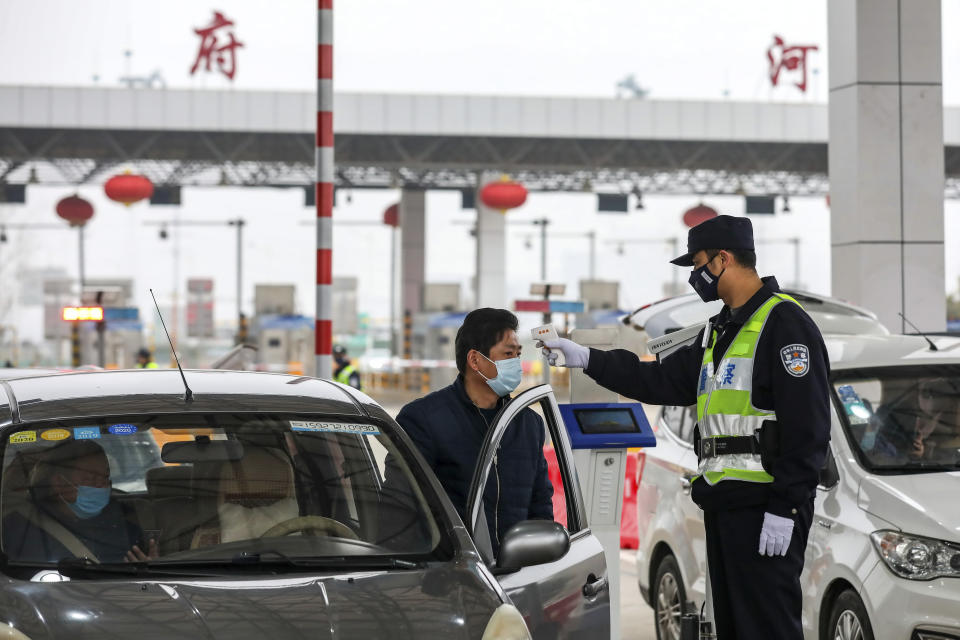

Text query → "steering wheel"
[260,515,360,540]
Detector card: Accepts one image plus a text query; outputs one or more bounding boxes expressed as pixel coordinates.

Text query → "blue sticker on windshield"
[108,424,138,435]
[290,420,380,435]
[73,427,100,440]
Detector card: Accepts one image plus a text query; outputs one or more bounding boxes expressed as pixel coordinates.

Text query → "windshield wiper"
[55,557,226,579]
[217,550,423,570]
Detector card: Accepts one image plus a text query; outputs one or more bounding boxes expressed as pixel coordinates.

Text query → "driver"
[912,379,960,461]
[2,439,158,563]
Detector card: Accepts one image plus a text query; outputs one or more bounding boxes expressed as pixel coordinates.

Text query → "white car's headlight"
[481,604,532,640]
[871,530,960,580]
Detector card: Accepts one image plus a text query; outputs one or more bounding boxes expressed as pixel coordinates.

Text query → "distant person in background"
[135,348,158,369]
[333,345,362,390]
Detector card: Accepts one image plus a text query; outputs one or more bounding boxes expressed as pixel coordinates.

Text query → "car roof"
[630,289,887,339]
[0,368,70,381]
[0,369,372,423]
[825,333,960,370]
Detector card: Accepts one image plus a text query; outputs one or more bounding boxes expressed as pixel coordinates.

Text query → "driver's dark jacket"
[584,276,831,519]
[2,500,141,563]
[395,376,553,554]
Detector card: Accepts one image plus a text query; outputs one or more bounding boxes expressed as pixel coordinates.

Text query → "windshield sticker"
[108,424,138,435]
[73,427,101,440]
[41,428,71,441]
[9,431,36,445]
[290,420,380,435]
[837,384,871,423]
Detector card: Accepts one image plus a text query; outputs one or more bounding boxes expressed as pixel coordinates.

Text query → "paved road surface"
[621,550,657,639]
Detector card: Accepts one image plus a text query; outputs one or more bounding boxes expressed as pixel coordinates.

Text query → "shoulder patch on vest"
[780,344,810,377]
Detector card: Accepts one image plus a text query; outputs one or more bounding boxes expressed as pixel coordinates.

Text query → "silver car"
[0,370,609,639]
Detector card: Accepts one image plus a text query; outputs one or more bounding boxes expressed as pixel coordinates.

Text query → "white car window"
[835,366,960,471]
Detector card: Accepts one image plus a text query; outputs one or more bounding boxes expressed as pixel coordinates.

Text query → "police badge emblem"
[780,344,810,377]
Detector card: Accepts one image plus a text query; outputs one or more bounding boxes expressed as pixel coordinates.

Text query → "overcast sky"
[1,1,959,359]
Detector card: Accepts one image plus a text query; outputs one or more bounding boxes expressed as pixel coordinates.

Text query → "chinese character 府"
[190,11,244,81]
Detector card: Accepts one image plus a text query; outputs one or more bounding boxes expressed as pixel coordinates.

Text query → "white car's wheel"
[826,589,874,640]
[653,554,686,640]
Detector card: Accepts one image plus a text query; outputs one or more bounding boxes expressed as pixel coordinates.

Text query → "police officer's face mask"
[689,253,725,302]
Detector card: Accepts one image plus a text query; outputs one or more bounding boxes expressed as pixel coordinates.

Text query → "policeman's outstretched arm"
[539,337,700,407]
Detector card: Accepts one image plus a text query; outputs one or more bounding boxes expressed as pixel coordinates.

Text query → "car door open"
[465,384,610,639]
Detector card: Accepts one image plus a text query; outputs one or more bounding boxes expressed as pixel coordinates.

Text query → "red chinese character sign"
[190,11,244,81]
[767,35,818,93]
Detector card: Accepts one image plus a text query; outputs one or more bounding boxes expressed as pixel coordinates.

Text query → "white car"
[635,331,960,640]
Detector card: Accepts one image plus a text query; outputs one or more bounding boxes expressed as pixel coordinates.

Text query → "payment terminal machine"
[560,328,657,640]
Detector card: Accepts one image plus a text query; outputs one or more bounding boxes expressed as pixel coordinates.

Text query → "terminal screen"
[574,408,639,434]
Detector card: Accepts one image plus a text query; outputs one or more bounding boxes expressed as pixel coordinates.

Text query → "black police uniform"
[584,275,831,640]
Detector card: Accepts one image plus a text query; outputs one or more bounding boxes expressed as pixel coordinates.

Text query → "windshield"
[834,365,960,473]
[0,414,446,570]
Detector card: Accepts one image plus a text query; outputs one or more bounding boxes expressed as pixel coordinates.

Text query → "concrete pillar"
[828,0,945,332]
[400,189,426,317]
[475,172,508,309]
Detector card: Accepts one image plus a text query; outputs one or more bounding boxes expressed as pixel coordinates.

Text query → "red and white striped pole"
[316,0,334,379]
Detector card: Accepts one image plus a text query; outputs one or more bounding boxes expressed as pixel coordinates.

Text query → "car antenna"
[149,288,194,402]
[898,312,938,352]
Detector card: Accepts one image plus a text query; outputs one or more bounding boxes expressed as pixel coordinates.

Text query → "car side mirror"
[494,520,570,574]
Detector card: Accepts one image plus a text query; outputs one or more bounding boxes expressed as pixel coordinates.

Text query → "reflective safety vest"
[696,293,802,486]
[136,362,158,369]
[335,364,362,390]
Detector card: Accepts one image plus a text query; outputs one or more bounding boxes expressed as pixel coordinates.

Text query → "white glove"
[538,338,590,369]
[758,512,794,557]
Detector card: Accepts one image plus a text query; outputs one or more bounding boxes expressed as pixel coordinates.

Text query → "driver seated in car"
[910,379,960,462]
[2,439,157,563]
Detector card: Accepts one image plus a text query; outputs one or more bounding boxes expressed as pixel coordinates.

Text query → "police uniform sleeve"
[583,336,703,407]
[764,306,832,519]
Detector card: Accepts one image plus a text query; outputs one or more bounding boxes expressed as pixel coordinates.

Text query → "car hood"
[2,565,501,640]
[857,472,960,543]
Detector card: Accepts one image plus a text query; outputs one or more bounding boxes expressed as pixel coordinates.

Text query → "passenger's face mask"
[62,477,111,519]
[689,254,725,303]
[476,352,523,397]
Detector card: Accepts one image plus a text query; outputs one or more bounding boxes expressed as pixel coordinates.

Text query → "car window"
[476,396,582,554]
[0,413,448,569]
[661,404,697,445]
[834,365,960,472]
[525,398,581,533]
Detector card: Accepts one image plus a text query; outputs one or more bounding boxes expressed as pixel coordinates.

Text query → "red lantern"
[55,195,94,227]
[383,203,399,227]
[682,203,718,228]
[480,181,527,211]
[104,173,154,206]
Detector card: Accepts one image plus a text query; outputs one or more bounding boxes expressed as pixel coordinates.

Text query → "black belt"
[699,435,760,459]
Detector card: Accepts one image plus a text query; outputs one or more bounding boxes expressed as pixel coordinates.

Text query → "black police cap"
[670,214,755,266]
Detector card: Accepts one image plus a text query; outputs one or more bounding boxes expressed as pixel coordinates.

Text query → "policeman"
[542,215,830,640]
[333,345,362,390]
[135,348,158,369]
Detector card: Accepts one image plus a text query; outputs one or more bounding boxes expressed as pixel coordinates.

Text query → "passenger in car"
[2,439,158,563]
